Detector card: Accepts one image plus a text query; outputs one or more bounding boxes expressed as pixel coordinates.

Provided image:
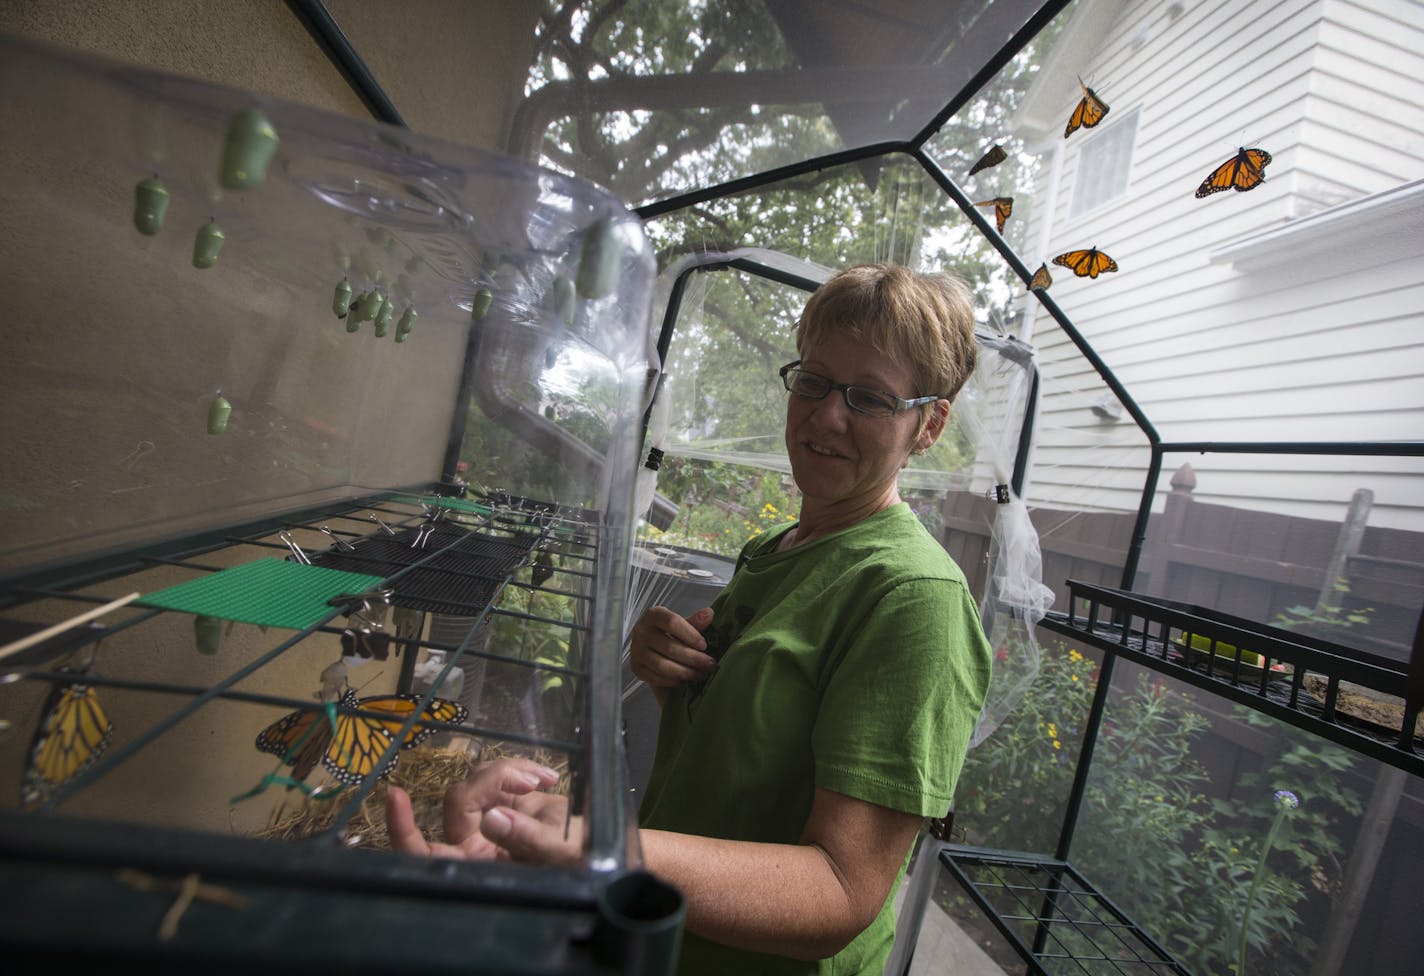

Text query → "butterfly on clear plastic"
[1195,147,1272,198]
[1053,247,1119,279]
[974,197,1013,233]
[968,143,1007,176]
[21,667,114,809]
[1029,263,1053,291]
[1065,78,1110,138]
[255,689,468,785]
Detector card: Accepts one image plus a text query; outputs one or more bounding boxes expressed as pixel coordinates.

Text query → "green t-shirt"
[638,504,992,975]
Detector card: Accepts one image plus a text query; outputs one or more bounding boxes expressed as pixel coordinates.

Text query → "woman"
[388,264,992,975]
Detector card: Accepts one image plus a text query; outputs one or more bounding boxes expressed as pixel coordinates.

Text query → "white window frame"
[1068,106,1141,221]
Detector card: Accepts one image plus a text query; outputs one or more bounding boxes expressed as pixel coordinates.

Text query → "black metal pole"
[285,0,406,127]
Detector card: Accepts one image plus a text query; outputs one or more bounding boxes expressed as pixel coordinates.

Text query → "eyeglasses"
[778,361,940,418]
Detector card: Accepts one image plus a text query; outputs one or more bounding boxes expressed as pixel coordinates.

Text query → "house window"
[1068,107,1139,219]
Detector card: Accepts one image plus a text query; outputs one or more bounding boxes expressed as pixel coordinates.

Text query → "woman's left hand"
[385,758,565,860]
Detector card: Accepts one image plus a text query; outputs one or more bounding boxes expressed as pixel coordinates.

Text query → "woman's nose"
[807,390,853,428]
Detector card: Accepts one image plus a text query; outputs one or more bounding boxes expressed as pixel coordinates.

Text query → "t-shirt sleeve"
[811,576,992,817]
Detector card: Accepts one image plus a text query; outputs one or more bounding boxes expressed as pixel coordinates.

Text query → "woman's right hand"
[629,605,716,696]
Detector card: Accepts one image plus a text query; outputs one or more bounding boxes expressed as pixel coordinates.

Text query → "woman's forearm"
[637,828,869,961]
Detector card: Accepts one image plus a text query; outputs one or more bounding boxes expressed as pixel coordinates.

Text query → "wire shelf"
[1042,581,1423,778]
[939,847,1191,976]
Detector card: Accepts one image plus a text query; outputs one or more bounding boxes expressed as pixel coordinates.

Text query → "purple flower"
[1273,790,1299,809]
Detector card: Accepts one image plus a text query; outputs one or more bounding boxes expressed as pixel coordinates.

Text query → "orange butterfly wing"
[22,676,114,808]
[973,197,1013,233]
[1194,147,1272,198]
[1064,81,1110,138]
[256,695,337,782]
[257,691,469,786]
[1052,247,1118,279]
[1029,264,1052,291]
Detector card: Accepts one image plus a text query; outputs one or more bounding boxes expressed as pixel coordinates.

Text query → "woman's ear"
[912,399,951,455]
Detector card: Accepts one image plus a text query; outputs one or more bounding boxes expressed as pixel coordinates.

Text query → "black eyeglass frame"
[778,360,943,418]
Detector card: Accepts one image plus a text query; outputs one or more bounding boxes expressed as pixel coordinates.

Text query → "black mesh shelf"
[1042,581,1423,777]
[939,846,1191,976]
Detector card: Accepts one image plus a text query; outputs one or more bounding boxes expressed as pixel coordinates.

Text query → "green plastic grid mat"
[389,494,492,515]
[136,558,386,630]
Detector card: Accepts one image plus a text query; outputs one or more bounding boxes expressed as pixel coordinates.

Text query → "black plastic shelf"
[939,846,1191,976]
[1041,581,1423,778]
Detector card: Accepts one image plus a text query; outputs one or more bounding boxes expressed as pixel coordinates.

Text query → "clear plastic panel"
[516,0,1050,208]
[0,34,655,870]
[1140,452,1424,662]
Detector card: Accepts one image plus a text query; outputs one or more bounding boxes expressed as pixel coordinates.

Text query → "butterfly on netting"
[968,143,1007,176]
[1065,78,1110,138]
[1029,263,1053,291]
[973,197,1013,233]
[1195,147,1272,198]
[1053,246,1119,279]
[21,666,114,809]
[255,689,468,786]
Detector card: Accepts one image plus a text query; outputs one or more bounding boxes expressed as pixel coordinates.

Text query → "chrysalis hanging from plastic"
[552,275,576,326]
[348,289,380,332]
[576,217,621,299]
[194,615,223,655]
[133,176,169,235]
[373,294,394,337]
[332,278,352,318]
[220,107,278,190]
[470,286,493,322]
[192,220,225,269]
[207,392,232,435]
[395,306,416,343]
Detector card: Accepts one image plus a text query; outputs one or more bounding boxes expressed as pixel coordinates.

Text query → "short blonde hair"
[795,263,977,403]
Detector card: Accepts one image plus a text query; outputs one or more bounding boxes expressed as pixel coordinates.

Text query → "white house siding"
[1012,0,1424,531]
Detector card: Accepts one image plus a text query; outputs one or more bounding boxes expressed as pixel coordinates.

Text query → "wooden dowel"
[0,592,141,663]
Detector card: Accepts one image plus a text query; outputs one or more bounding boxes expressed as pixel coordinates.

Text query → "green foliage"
[1272,578,1374,633]
[953,642,1362,976]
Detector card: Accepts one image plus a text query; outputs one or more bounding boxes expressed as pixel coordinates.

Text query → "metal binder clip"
[411,523,437,549]
[319,526,356,552]
[367,512,397,536]
[278,531,312,565]
[986,483,1012,504]
[331,589,394,661]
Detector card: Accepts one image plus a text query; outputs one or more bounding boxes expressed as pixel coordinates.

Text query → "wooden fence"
[935,462,1424,660]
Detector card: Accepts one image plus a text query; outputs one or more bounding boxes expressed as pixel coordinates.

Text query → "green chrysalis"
[333,278,352,318]
[471,287,493,322]
[395,306,417,343]
[192,220,225,268]
[552,275,576,326]
[373,295,394,337]
[133,176,169,235]
[576,217,621,299]
[194,615,223,655]
[220,107,279,191]
[207,394,231,435]
[353,289,382,322]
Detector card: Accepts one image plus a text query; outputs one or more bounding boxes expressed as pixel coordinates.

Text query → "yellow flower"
[1071,675,1079,682]
[1068,649,1083,662]
[1053,740,1061,749]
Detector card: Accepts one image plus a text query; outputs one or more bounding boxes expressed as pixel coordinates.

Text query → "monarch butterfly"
[1064,78,1110,138]
[255,689,467,785]
[1029,263,1053,291]
[973,197,1013,233]
[1053,246,1119,279]
[1195,147,1272,198]
[22,669,114,809]
[968,144,1007,176]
